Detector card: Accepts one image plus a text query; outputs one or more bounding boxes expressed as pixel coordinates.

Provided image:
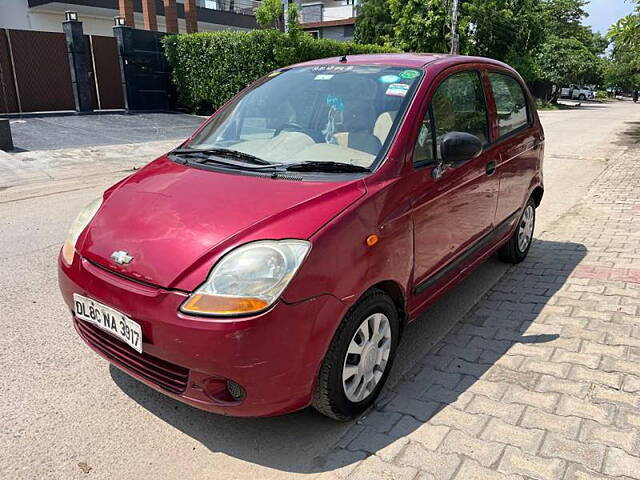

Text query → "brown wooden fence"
[0,28,124,114]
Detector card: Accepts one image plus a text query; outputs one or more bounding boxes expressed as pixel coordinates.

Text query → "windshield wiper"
[282,161,370,173]
[170,150,370,174]
[171,147,271,165]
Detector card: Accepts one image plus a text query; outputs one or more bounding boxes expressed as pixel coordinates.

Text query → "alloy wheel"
[342,313,392,403]
[518,205,535,252]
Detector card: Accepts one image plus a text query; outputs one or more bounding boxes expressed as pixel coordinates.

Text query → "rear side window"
[488,73,530,138]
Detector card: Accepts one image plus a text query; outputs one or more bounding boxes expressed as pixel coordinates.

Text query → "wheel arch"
[365,280,407,337]
[531,186,544,207]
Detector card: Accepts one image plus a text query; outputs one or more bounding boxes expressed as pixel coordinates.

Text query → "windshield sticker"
[267,71,281,77]
[399,69,421,80]
[385,83,410,97]
[379,74,400,84]
[314,74,334,81]
[310,65,354,73]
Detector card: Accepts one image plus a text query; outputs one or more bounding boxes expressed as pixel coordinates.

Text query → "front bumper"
[58,252,346,417]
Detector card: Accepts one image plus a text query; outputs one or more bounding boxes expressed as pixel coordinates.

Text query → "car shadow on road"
[111,238,586,474]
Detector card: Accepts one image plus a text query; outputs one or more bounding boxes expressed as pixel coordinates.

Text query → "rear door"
[485,71,542,225]
[409,68,499,298]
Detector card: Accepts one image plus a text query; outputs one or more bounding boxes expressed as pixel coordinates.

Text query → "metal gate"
[1,29,75,113]
[0,30,20,114]
[113,27,174,111]
[89,35,125,110]
[0,29,125,114]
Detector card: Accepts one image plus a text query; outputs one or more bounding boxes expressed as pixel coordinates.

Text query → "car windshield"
[186,64,423,170]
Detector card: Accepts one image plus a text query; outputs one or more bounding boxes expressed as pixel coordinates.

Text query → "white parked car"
[560,85,594,100]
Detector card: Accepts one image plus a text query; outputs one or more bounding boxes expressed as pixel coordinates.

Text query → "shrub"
[162,30,398,113]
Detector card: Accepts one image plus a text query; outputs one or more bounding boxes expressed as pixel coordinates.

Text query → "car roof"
[292,53,513,70]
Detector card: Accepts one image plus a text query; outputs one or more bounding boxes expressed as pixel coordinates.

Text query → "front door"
[409,69,499,300]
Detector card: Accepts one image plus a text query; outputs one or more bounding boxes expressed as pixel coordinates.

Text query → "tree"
[607,6,640,91]
[536,36,598,101]
[286,2,302,37]
[465,0,547,57]
[352,0,606,94]
[255,0,284,30]
[541,0,589,38]
[255,0,301,35]
[353,0,395,46]
[387,0,451,53]
[609,8,640,52]
[589,31,610,56]
[464,0,547,78]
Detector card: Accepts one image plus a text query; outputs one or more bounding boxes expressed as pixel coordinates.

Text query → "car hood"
[80,156,366,290]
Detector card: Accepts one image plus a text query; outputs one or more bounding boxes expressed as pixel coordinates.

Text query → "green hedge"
[162,30,399,113]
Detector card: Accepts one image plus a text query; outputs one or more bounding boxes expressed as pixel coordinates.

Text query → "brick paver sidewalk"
[318,148,640,480]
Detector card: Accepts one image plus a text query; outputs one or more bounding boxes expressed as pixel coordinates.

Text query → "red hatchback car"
[58,54,544,420]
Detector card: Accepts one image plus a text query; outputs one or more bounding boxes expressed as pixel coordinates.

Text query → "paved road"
[1,100,638,480]
[8,113,204,151]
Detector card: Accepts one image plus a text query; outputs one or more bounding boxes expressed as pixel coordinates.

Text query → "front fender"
[282,177,413,309]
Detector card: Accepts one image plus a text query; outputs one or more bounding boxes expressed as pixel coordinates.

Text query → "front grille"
[75,318,189,395]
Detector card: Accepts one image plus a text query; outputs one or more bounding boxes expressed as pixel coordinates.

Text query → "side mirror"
[440,132,483,167]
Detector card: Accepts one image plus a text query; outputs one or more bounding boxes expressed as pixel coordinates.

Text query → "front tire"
[312,289,400,421]
[498,198,536,264]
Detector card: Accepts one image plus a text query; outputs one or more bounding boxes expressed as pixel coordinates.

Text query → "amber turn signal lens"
[62,240,75,265]
[366,234,379,247]
[181,294,269,315]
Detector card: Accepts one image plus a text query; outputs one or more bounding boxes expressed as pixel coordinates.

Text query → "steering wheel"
[273,122,318,141]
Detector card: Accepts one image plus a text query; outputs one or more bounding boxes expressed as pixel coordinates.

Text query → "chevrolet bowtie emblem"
[111,250,133,265]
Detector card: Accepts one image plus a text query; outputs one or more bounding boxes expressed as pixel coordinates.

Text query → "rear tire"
[312,289,400,421]
[498,198,536,264]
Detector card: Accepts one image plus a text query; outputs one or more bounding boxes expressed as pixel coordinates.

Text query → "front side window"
[413,70,488,163]
[413,108,435,165]
[432,71,489,147]
[187,65,423,170]
[488,73,530,138]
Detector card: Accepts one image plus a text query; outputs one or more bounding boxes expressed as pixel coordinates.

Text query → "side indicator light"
[366,234,379,247]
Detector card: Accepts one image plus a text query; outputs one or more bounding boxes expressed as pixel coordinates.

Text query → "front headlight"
[61,197,103,265]
[180,239,311,316]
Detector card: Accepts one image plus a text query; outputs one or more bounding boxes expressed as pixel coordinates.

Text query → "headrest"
[341,99,376,133]
[374,111,398,144]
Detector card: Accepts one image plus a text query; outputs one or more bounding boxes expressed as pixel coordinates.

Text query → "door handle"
[486,160,496,176]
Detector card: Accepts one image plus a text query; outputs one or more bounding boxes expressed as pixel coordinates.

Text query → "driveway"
[0,100,639,480]
[7,112,204,151]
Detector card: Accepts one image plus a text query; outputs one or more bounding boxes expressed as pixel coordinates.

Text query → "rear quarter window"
[488,73,530,138]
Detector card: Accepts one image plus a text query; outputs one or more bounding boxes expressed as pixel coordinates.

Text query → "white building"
[0,0,259,36]
[300,0,357,42]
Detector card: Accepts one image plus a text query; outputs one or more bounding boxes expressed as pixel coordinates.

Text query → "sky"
[583,0,636,34]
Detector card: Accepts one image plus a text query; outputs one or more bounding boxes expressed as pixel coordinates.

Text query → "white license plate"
[73,293,143,353]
